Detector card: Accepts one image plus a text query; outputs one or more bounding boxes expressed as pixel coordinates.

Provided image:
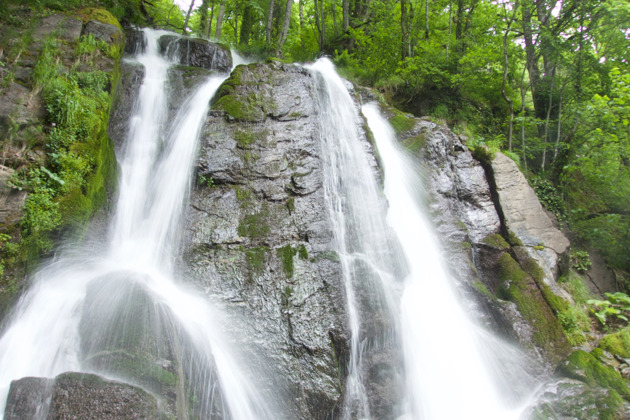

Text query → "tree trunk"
[299,0,305,48]
[206,2,215,38]
[424,0,429,41]
[343,0,349,32]
[199,0,210,36]
[239,4,255,46]
[401,0,408,60]
[331,0,338,37]
[541,67,556,172]
[501,1,517,151]
[446,0,452,60]
[215,0,226,39]
[277,0,293,52]
[266,0,276,46]
[182,0,196,34]
[520,66,528,171]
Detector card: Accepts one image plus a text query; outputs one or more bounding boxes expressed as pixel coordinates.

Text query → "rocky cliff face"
[180,60,348,418]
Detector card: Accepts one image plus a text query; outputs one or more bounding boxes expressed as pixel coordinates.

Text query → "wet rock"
[4,377,53,420]
[159,35,232,72]
[4,373,161,420]
[124,28,146,55]
[525,378,628,419]
[181,61,348,418]
[107,61,145,150]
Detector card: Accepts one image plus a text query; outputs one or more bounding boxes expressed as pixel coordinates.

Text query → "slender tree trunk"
[332,0,338,37]
[401,0,408,60]
[199,0,210,36]
[501,1,517,151]
[424,0,429,41]
[541,67,556,172]
[215,0,226,39]
[266,0,276,46]
[299,0,305,48]
[239,4,255,46]
[314,0,322,49]
[520,66,528,171]
[182,0,196,34]
[343,0,349,32]
[319,0,326,49]
[206,2,215,38]
[277,0,293,52]
[446,0,452,60]
[553,83,565,162]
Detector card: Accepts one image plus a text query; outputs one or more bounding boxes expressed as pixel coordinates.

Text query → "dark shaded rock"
[181,61,348,418]
[107,61,145,150]
[159,35,232,72]
[4,377,53,420]
[4,373,161,420]
[124,28,146,55]
[83,20,123,47]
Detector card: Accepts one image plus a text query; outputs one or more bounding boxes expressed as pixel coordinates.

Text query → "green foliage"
[530,177,567,222]
[570,251,592,273]
[588,292,630,325]
[197,173,214,187]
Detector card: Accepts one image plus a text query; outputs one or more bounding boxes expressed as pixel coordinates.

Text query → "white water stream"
[309,57,534,419]
[363,103,529,419]
[0,29,272,419]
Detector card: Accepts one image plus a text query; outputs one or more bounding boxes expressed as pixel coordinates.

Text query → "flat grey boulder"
[491,152,570,296]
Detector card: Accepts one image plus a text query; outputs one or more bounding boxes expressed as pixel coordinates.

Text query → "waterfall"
[308,58,536,419]
[0,29,273,419]
[307,59,404,419]
[362,103,532,419]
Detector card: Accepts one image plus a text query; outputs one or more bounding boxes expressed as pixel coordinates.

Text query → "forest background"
[1,0,629,286]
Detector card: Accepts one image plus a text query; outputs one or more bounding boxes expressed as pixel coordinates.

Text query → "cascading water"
[362,103,533,419]
[0,29,273,419]
[308,58,536,419]
[307,59,405,419]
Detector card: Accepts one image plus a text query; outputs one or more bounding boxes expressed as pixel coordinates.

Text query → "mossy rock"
[482,233,510,250]
[599,328,630,359]
[388,110,416,135]
[245,246,267,277]
[496,253,570,360]
[558,350,630,401]
[76,8,123,30]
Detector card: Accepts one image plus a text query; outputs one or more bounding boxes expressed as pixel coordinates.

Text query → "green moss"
[388,110,416,134]
[286,197,295,214]
[472,280,496,300]
[234,129,256,149]
[77,8,123,30]
[402,134,427,153]
[235,186,253,203]
[497,253,569,359]
[297,244,308,260]
[534,244,545,251]
[237,212,270,239]
[558,350,630,401]
[507,230,523,247]
[482,233,510,250]
[277,245,297,278]
[315,250,340,262]
[245,246,267,277]
[599,328,630,358]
